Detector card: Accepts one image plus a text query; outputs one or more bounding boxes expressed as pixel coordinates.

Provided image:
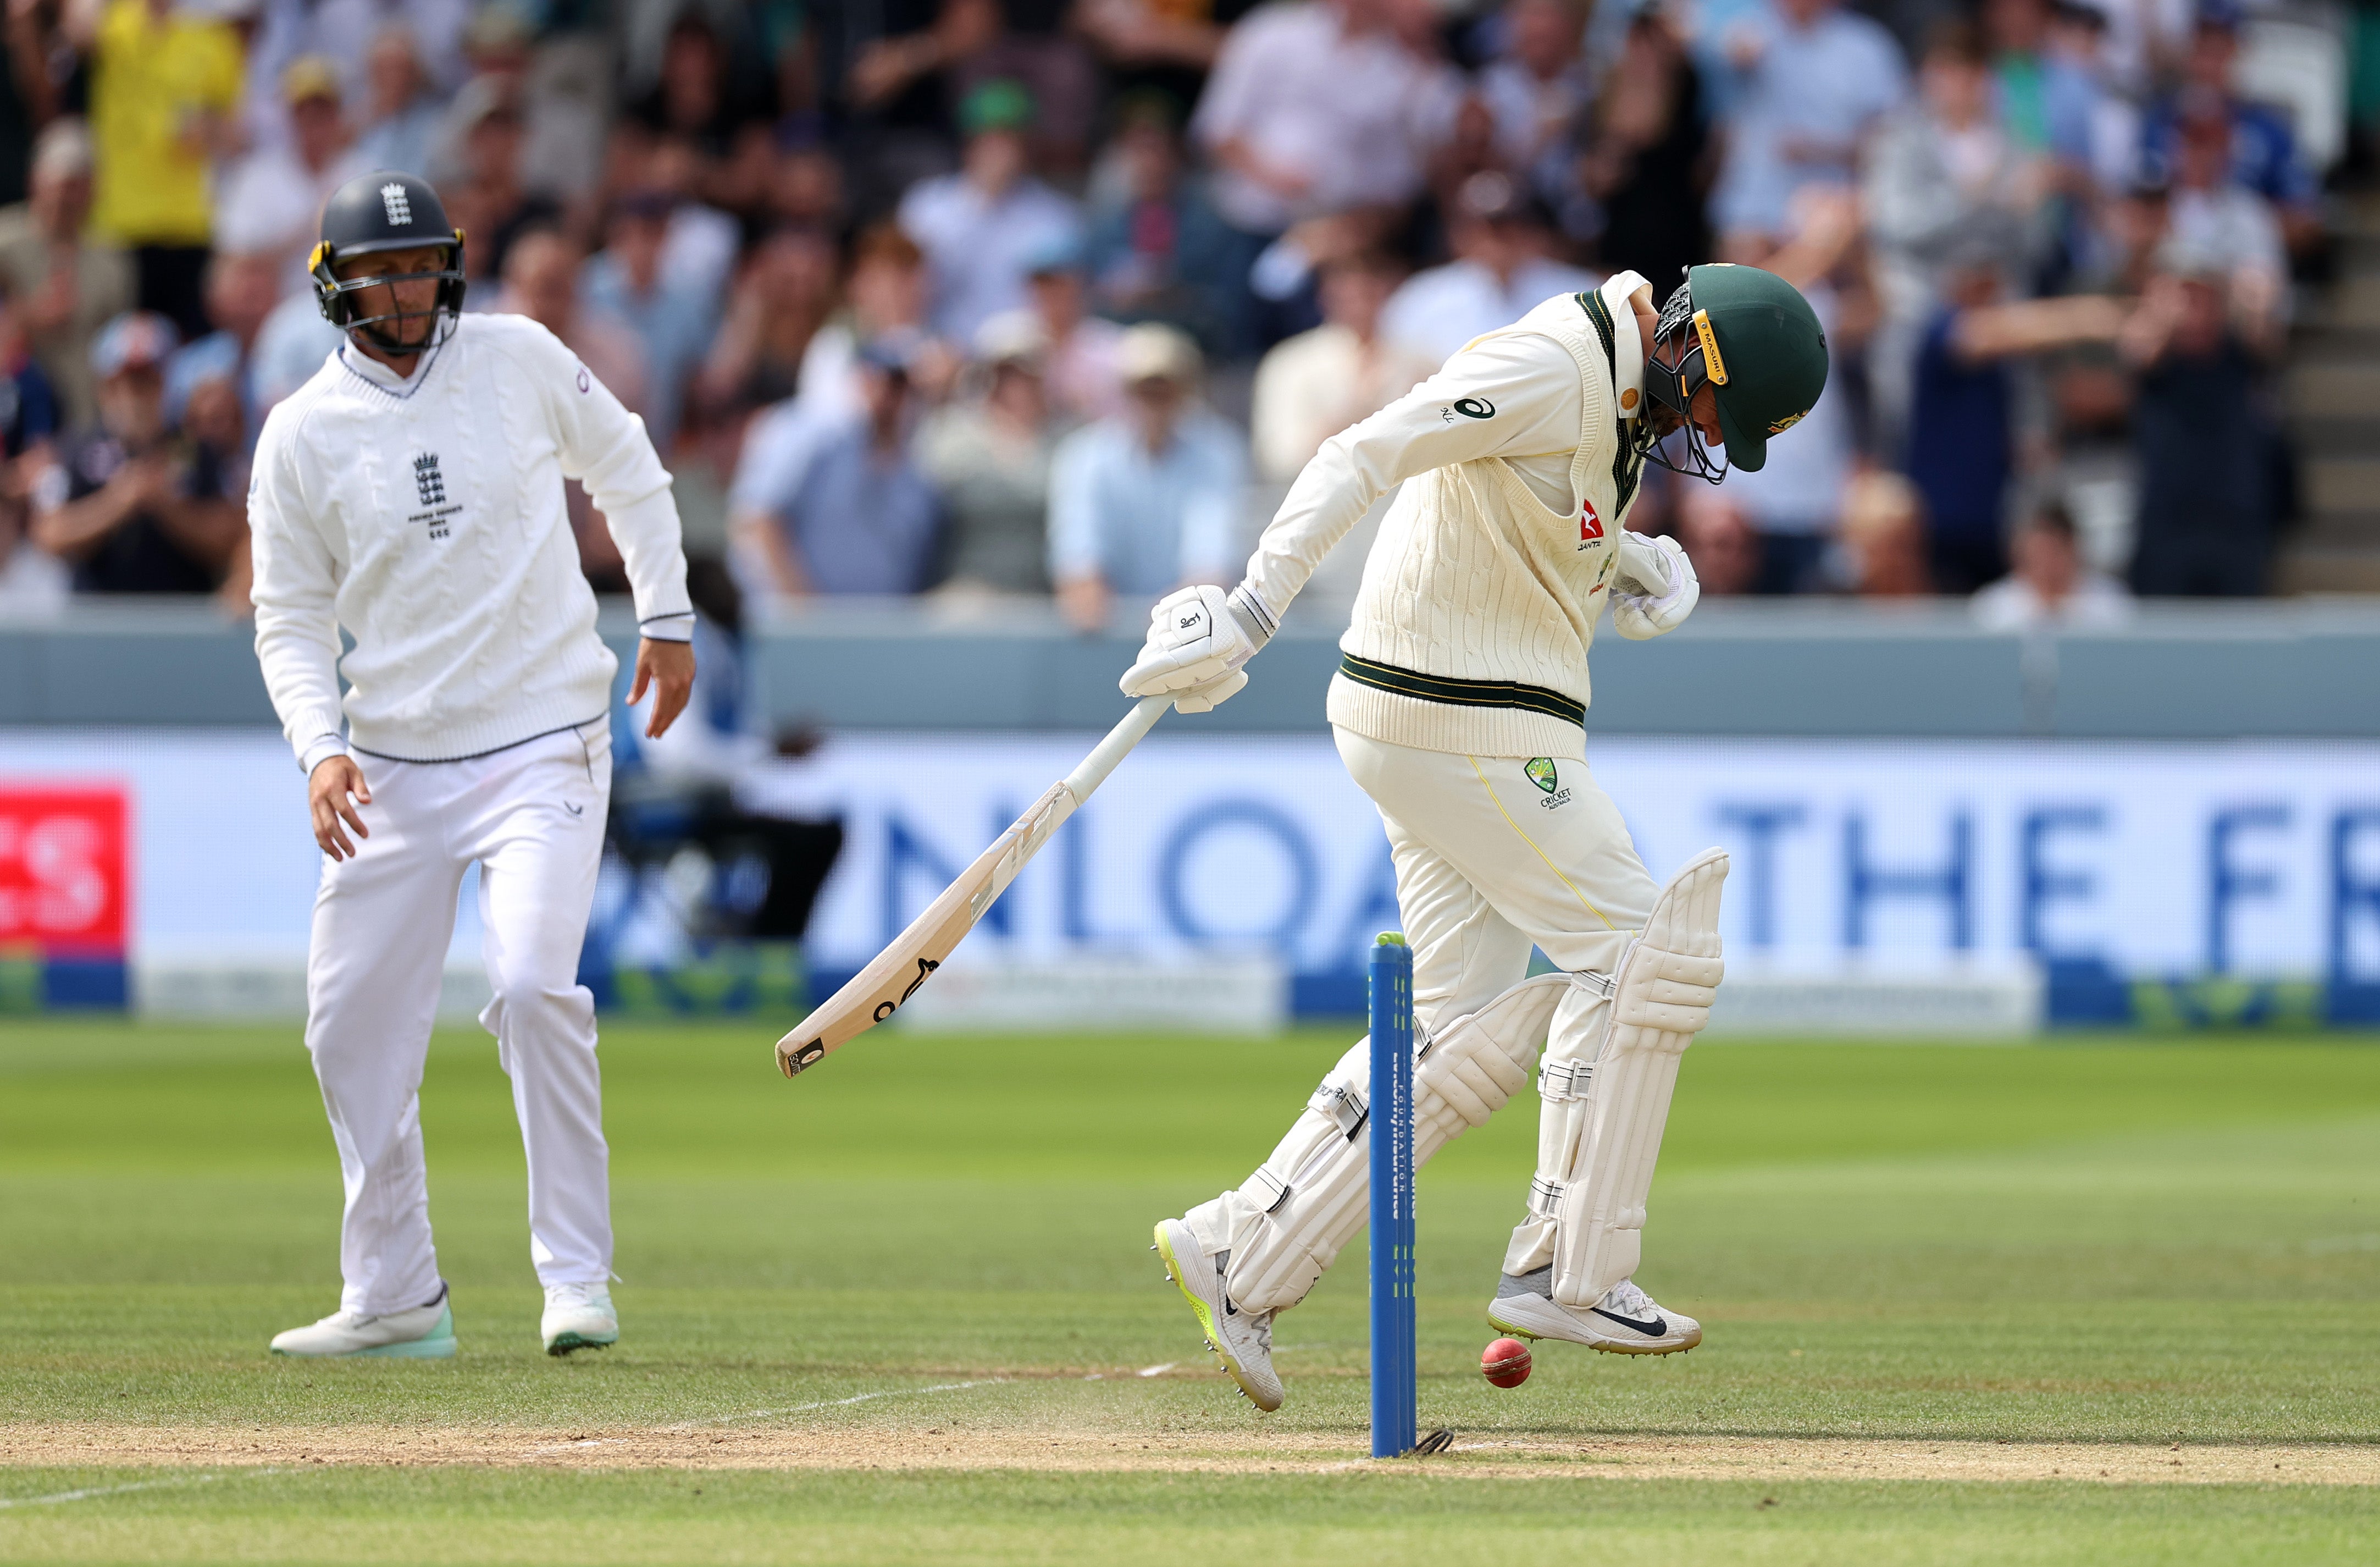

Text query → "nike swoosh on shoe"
[1591,1307,1668,1336]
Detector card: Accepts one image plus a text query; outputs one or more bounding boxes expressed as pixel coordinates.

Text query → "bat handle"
[1062,694,1170,805]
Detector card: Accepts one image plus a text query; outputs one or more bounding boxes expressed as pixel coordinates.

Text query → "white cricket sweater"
[249,313,693,770]
[1239,273,1652,762]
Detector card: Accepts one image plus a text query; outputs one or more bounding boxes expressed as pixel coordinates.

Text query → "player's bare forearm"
[629,636,695,738]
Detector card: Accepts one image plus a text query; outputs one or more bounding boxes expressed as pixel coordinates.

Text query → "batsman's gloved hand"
[1120,582,1276,713]
[1610,531,1700,641]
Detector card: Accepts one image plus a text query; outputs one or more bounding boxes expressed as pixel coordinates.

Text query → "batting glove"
[1610,532,1700,641]
[1119,582,1275,711]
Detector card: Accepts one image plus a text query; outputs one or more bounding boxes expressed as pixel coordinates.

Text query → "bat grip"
[1062,694,1170,805]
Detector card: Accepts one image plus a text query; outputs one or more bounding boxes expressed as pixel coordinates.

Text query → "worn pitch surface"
[3,1022,2378,1562]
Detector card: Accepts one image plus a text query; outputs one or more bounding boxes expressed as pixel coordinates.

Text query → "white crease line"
[0,1467,298,1510]
[669,1380,1005,1430]
[1134,1362,1177,1378]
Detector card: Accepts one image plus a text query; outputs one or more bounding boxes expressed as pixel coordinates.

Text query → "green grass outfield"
[2,1018,2378,1564]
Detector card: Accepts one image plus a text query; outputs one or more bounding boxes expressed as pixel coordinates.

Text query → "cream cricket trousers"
[305,722,613,1317]
[1180,727,1659,1308]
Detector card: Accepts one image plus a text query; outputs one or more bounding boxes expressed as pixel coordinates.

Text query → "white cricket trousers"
[305,721,613,1317]
[1180,728,1660,1308]
[1336,729,1658,1027]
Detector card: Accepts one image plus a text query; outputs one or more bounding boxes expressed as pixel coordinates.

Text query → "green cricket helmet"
[1642,264,1828,478]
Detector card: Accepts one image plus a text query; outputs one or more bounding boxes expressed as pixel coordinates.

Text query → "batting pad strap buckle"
[1527,1174,1565,1220]
[1565,968,1618,1001]
[1242,1167,1292,1214]
[1308,1082,1369,1140]
[1538,1058,1594,1103]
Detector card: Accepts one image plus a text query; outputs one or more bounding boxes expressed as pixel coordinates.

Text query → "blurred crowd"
[0,0,2361,633]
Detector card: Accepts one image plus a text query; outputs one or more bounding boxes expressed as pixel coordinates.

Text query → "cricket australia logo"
[407,451,461,540]
[381,182,413,225]
[1525,758,1573,810]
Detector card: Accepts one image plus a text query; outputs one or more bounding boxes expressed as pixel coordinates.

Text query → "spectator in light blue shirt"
[583,191,718,456]
[729,335,943,600]
[898,79,1082,347]
[1048,323,1247,632]
[1709,0,1907,246]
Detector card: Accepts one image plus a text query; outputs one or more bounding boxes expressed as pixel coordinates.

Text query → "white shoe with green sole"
[270,1290,456,1359]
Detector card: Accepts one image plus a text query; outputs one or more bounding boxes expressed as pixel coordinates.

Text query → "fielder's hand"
[309,754,372,862]
[1610,531,1700,641]
[630,636,696,738]
[1119,583,1275,714]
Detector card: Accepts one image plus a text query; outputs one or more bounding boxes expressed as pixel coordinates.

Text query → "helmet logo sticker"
[381,183,413,225]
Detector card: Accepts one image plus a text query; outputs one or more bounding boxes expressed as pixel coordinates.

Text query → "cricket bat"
[776,695,1172,1077]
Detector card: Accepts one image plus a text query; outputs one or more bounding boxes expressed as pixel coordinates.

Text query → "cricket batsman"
[1128,265,1826,1408]
[247,172,694,1358]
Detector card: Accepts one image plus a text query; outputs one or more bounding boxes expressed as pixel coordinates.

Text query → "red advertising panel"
[0,785,130,954]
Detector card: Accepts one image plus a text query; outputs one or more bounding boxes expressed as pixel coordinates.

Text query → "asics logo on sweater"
[1439,396,1496,423]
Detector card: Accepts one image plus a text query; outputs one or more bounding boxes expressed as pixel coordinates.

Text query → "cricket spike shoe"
[541,1282,619,1355]
[1153,1218,1283,1411]
[1486,1268,1702,1355]
[270,1287,457,1359]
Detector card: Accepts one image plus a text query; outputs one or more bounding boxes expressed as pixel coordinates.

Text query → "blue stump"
[1368,931,1416,1458]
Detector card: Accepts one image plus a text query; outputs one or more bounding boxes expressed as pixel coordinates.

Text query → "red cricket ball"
[1481,1336,1532,1388]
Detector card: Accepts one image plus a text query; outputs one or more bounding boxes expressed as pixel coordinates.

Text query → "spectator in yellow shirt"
[76,0,243,340]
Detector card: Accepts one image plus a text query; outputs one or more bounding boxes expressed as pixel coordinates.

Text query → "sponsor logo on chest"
[408,450,462,540]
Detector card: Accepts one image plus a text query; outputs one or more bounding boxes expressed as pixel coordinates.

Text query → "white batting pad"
[1194,973,1574,1313]
[1549,846,1727,1307]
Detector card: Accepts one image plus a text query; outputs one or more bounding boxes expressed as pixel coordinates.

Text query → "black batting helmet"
[308,170,467,353]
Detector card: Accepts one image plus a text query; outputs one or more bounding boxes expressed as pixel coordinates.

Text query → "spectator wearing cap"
[241,0,469,156]
[584,193,721,457]
[2142,5,2321,253]
[1709,0,1906,252]
[916,311,1063,595]
[214,57,371,300]
[28,311,241,594]
[2118,240,2282,595]
[1024,237,1126,424]
[351,25,448,179]
[1189,0,1460,241]
[730,335,943,600]
[77,0,243,341]
[1378,172,1597,367]
[898,79,1083,346]
[1047,323,1247,632]
[164,250,281,460]
[1973,500,2132,629]
[1081,94,1242,354]
[0,120,136,432]
[2161,108,2288,335]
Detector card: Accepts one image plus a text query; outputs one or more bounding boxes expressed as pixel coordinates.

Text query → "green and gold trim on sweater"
[1336,653,1586,727]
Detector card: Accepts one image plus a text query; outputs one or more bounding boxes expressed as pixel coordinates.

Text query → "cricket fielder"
[1129,266,1826,1409]
[248,172,694,1358]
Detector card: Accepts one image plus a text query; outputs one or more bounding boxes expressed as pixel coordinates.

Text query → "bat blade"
[774,780,1072,1077]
